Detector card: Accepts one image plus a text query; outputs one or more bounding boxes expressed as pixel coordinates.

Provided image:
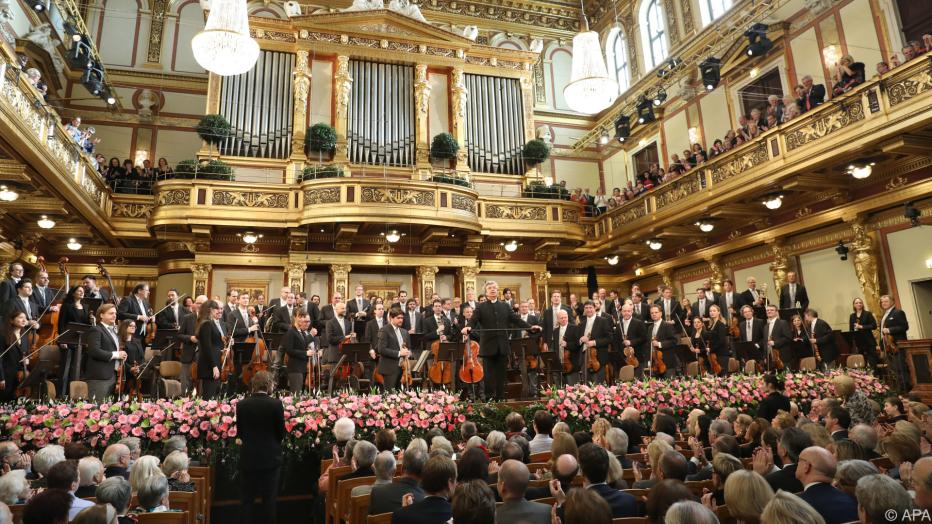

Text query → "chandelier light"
[847,162,875,179]
[762,193,784,210]
[37,215,56,229]
[384,230,402,243]
[563,1,617,114]
[240,231,261,244]
[191,0,260,76]
[67,238,82,251]
[0,185,18,202]
[696,220,714,233]
[647,239,663,251]
[503,240,519,252]
[605,255,619,266]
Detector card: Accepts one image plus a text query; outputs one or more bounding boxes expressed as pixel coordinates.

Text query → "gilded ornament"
[211,191,290,208]
[157,189,190,206]
[784,102,865,151]
[562,208,580,223]
[886,70,932,106]
[111,202,153,219]
[709,142,769,184]
[361,187,435,206]
[486,204,546,220]
[335,56,353,119]
[303,187,342,205]
[654,176,700,210]
[451,194,476,213]
[414,64,431,115]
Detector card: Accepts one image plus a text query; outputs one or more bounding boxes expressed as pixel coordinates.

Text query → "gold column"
[330,263,351,298]
[458,265,479,298]
[536,270,551,308]
[768,241,788,293]
[291,50,312,169]
[660,270,674,290]
[144,0,168,66]
[851,219,883,316]
[287,262,306,295]
[414,64,432,168]
[191,263,212,298]
[450,67,469,172]
[707,257,725,294]
[333,56,353,164]
[417,265,438,301]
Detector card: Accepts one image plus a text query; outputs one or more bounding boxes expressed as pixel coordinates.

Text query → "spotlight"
[835,240,849,261]
[905,202,921,227]
[0,185,18,201]
[599,129,610,145]
[846,161,875,179]
[68,36,94,70]
[646,239,662,251]
[636,96,655,124]
[745,23,772,57]
[238,231,262,244]
[67,238,82,251]
[699,57,721,91]
[28,0,48,11]
[37,215,56,229]
[605,255,619,266]
[614,114,630,142]
[81,66,104,96]
[762,193,784,210]
[695,220,714,232]
[106,96,116,105]
[502,240,519,252]
[652,87,667,107]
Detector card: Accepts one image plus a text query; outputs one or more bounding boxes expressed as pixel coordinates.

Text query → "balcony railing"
[586,55,932,247]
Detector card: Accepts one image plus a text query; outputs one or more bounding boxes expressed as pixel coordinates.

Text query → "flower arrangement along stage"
[0,370,887,465]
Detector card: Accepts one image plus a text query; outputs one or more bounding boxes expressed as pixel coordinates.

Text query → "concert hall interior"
[0,0,931,522]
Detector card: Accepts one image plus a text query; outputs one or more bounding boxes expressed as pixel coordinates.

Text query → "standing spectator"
[156,157,173,179]
[876,61,890,76]
[767,94,785,122]
[64,117,82,142]
[800,75,826,112]
[236,371,285,524]
[832,55,866,96]
[592,188,608,215]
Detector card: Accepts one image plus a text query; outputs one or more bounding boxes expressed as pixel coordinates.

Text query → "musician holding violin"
[282,310,320,392]
[196,300,227,399]
[878,294,910,388]
[551,309,581,385]
[579,301,613,383]
[116,283,153,345]
[155,289,183,330]
[1,279,41,332]
[84,304,128,400]
[706,305,729,376]
[849,298,878,367]
[224,292,261,391]
[116,319,144,395]
[647,305,678,377]
[616,304,647,377]
[375,308,412,390]
[176,295,207,395]
[0,310,30,401]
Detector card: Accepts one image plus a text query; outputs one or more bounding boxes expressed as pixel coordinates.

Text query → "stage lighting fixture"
[745,23,772,57]
[652,87,667,106]
[835,240,849,261]
[762,193,784,210]
[636,97,655,124]
[905,202,921,227]
[599,129,610,145]
[28,0,48,11]
[614,114,630,142]
[605,255,619,266]
[646,239,662,251]
[68,36,94,70]
[700,57,722,91]
[82,66,104,96]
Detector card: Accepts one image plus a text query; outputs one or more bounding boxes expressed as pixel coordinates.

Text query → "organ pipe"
[464,73,525,175]
[347,60,415,167]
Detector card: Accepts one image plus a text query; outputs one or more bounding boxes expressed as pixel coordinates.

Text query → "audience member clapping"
[161,451,194,492]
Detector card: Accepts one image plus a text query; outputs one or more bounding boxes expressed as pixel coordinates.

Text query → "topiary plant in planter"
[173,159,234,181]
[522,138,551,166]
[195,114,232,159]
[430,133,459,164]
[305,123,337,162]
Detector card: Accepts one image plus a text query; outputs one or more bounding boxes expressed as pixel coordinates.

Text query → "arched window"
[640,0,668,70]
[699,0,733,26]
[609,28,630,94]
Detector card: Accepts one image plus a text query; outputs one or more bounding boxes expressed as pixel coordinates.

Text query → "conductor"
[235,370,285,524]
[462,280,540,400]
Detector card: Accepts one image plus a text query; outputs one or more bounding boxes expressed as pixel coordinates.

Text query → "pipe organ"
[464,74,526,176]
[219,50,295,159]
[347,60,415,167]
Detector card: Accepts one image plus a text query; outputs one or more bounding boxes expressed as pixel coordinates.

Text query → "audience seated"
[552,443,637,519]
[496,460,550,524]
[645,479,695,522]
[754,426,812,493]
[22,488,71,524]
[370,444,426,515]
[75,456,104,498]
[134,475,172,513]
[32,445,65,489]
[832,460,877,499]
[761,490,826,524]
[666,500,720,524]
[526,453,576,500]
[529,410,554,454]
[162,451,194,492]
[451,479,495,524]
[855,473,911,524]
[47,460,94,520]
[353,451,395,497]
[391,455,455,524]
[102,444,131,480]
[560,488,613,524]
[795,446,858,524]
[129,455,163,494]
[0,470,30,505]
[95,477,134,524]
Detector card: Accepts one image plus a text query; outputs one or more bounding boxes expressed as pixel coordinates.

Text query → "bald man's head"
[554,454,579,485]
[195,295,208,304]
[796,446,836,485]
[498,460,530,500]
[914,457,932,509]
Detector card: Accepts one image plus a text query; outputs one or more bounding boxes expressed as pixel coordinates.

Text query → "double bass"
[96,259,120,306]
[458,333,483,384]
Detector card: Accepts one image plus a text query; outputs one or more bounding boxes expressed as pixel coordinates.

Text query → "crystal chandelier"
[191,0,259,76]
[563,0,617,115]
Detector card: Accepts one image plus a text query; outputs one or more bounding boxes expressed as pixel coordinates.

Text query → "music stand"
[153,329,179,360]
[352,319,367,337]
[436,342,461,390]
[510,338,532,398]
[540,351,563,388]
[328,342,371,395]
[779,308,802,322]
[60,322,93,383]
[733,341,762,367]
[82,298,103,316]
[410,333,424,353]
[838,331,857,354]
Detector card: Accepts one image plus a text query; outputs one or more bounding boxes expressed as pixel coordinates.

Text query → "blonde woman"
[734,414,753,441]
[591,417,612,447]
[713,469,774,523]
[761,490,825,524]
[833,374,875,425]
[632,438,673,489]
[129,455,164,494]
[161,451,194,492]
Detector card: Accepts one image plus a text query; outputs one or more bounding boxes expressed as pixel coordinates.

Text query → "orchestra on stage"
[0,260,914,403]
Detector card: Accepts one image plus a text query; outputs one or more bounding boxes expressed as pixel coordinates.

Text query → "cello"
[458,333,483,384]
[32,256,66,349]
[428,335,453,385]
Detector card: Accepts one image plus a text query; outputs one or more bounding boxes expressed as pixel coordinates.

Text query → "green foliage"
[430,133,459,160]
[430,172,472,188]
[173,159,234,181]
[522,139,551,165]
[195,114,232,146]
[300,165,344,181]
[305,123,337,153]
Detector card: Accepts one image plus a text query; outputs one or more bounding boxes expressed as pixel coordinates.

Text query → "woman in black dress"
[686,316,709,373]
[0,310,30,400]
[849,298,878,366]
[118,319,144,394]
[790,314,813,363]
[58,285,91,394]
[707,305,729,375]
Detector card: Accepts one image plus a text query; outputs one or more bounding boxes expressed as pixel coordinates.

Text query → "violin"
[31,256,66,350]
[708,319,723,375]
[883,333,898,355]
[586,344,601,373]
[619,321,638,368]
[458,333,483,384]
[728,316,740,338]
[769,337,785,370]
[400,344,413,387]
[241,306,269,386]
[650,337,667,375]
[526,336,542,370]
[115,343,125,396]
[219,327,236,382]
